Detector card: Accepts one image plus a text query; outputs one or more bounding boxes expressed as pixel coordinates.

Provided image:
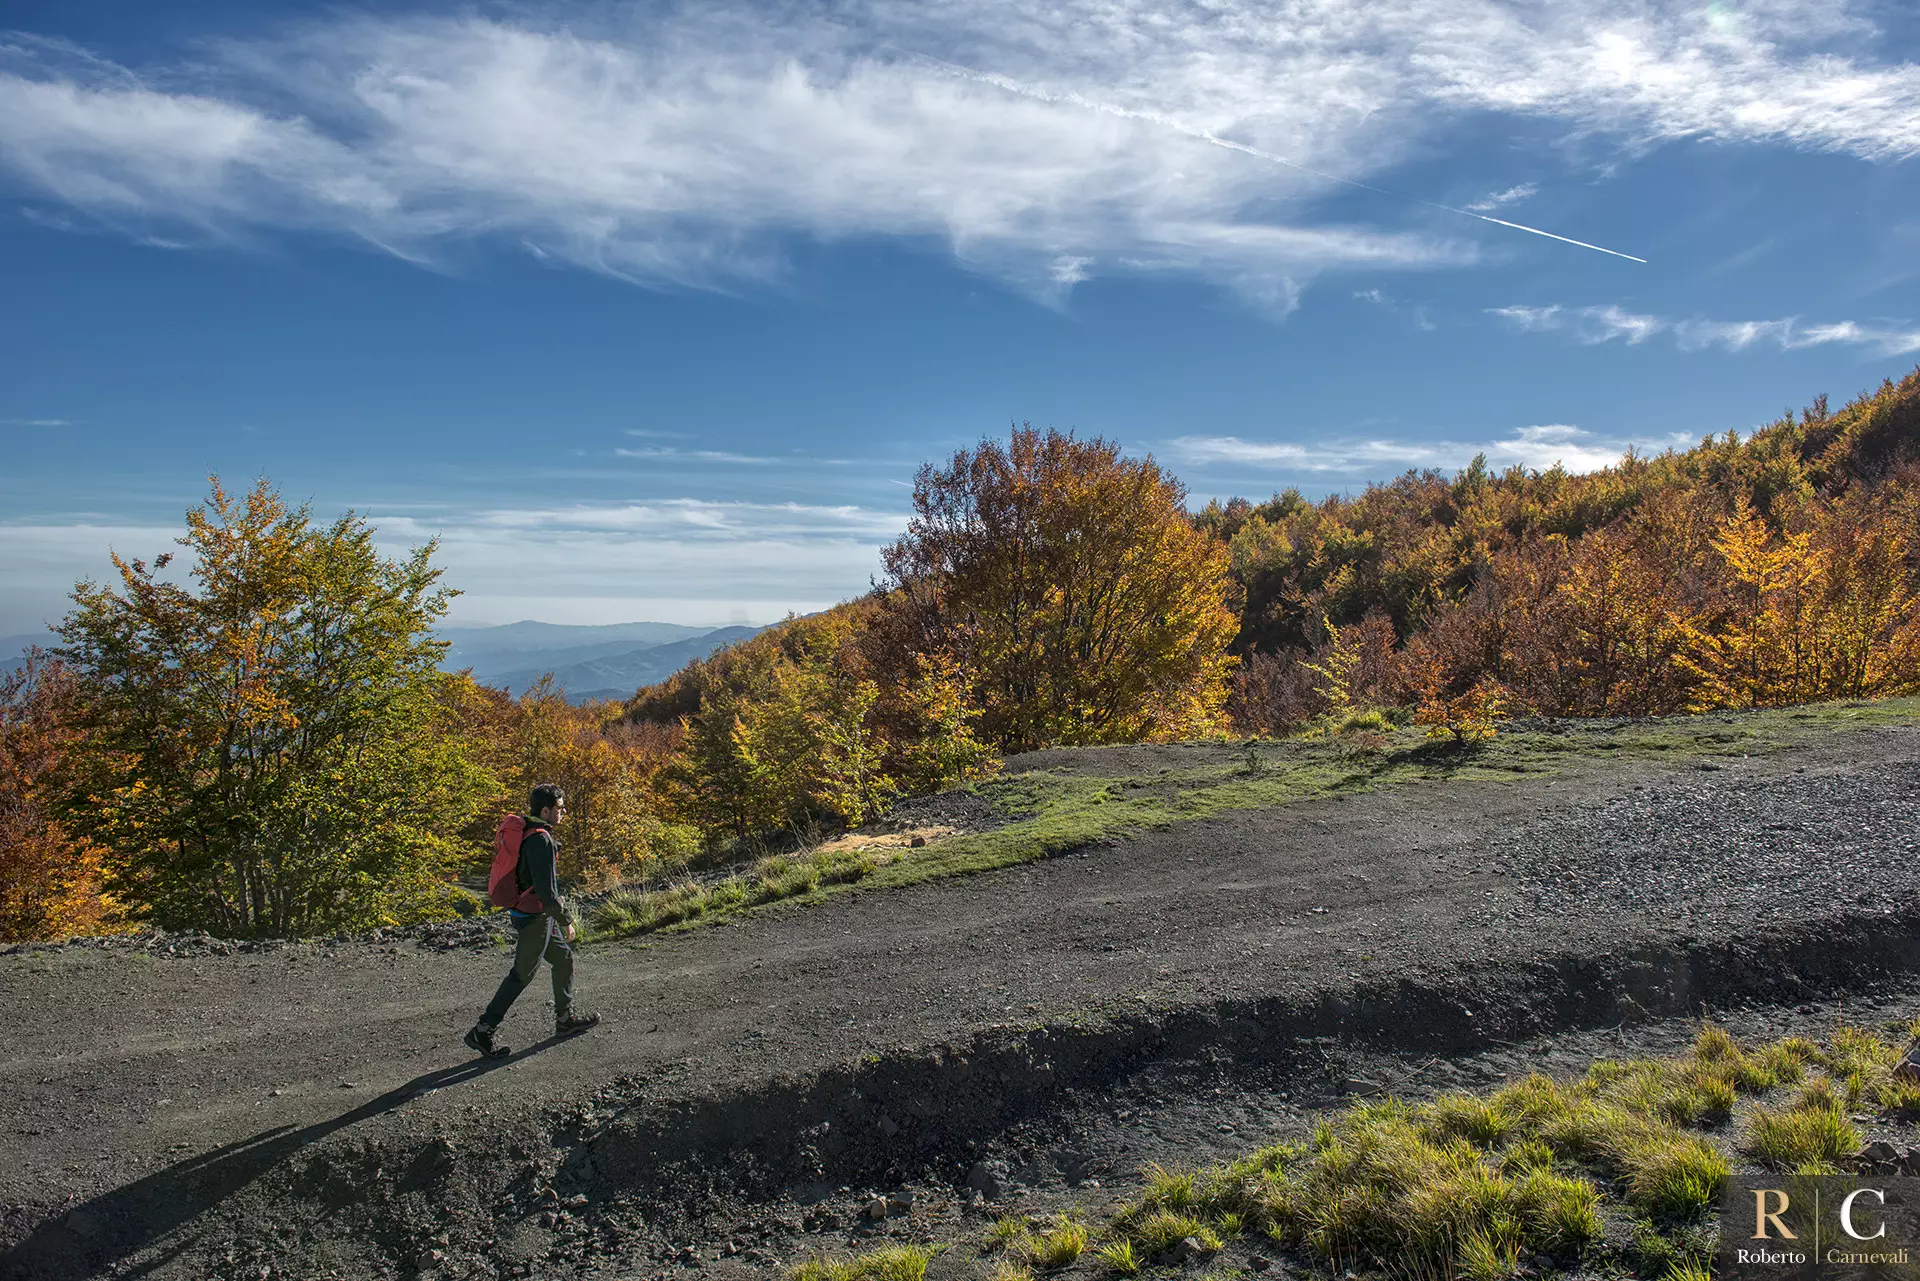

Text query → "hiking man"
[465,784,601,1057]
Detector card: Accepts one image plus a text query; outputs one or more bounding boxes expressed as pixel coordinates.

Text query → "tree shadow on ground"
[1,1037,567,1281]
[1387,737,1489,770]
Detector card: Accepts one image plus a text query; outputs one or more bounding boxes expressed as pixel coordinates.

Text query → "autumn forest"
[3,367,1917,943]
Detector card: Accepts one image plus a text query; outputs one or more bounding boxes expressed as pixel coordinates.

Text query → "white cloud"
[1351,286,1436,329]
[613,447,780,464]
[0,498,906,634]
[1169,421,1680,477]
[1,417,72,426]
[1491,304,1920,355]
[0,520,191,633]
[1465,182,1538,212]
[369,498,901,623]
[0,0,1912,299]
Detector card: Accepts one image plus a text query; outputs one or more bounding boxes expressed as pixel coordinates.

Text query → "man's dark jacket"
[514,817,572,928]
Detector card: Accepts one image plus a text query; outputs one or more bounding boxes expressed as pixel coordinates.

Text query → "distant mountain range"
[438,621,764,702]
[1,632,54,676]
[3,622,762,704]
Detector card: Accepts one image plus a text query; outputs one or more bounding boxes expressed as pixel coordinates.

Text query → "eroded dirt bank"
[1,723,1915,1280]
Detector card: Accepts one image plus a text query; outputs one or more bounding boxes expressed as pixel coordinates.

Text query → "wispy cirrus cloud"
[0,0,1915,302]
[1,417,72,427]
[613,447,780,465]
[1169,421,1681,477]
[1352,287,1436,330]
[1465,183,1539,212]
[1491,304,1920,356]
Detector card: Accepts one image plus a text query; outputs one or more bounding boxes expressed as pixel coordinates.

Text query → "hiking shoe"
[555,1011,601,1038]
[464,1024,510,1059]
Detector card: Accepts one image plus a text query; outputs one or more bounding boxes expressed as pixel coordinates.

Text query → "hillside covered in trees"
[2,368,1916,943]
[1203,369,1920,732]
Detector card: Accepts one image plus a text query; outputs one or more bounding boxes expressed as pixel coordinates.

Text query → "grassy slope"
[588,697,1920,944]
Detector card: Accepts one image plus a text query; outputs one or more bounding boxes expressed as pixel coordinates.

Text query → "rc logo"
[1720,1177,1919,1278]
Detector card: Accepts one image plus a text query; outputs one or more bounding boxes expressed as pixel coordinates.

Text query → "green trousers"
[479,913,573,1028]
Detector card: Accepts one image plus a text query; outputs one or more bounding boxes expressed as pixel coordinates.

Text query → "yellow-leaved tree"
[54,478,496,937]
[665,606,994,844]
[1680,494,1920,709]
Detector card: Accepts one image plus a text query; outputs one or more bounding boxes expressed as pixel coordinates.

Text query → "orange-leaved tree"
[0,651,118,941]
[879,425,1240,753]
[455,674,696,889]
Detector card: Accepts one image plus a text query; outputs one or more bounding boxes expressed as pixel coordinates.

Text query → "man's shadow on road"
[1,1037,567,1281]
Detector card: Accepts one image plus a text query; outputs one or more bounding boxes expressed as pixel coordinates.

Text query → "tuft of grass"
[1621,1135,1729,1217]
[1693,1024,1740,1062]
[791,1243,936,1281]
[1744,1095,1862,1170]
[1874,1076,1920,1117]
[1498,1136,1556,1175]
[1117,1209,1220,1257]
[1017,1216,1088,1270]
[1093,1238,1141,1274]
[1511,1167,1603,1250]
[1457,1215,1525,1280]
[1141,1163,1198,1211]
[1426,1093,1515,1146]
[986,1262,1035,1281]
[985,1214,1028,1249]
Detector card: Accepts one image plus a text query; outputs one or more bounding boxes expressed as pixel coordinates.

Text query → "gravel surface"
[0,720,1916,1281]
[0,914,516,961]
[1503,759,1920,921]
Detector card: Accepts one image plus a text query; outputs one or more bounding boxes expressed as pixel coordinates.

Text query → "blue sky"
[2,0,1917,636]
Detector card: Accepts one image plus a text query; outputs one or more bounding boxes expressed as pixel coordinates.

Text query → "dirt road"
[3,721,1917,1280]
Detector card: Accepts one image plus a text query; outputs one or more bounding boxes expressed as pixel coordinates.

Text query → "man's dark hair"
[529,784,564,816]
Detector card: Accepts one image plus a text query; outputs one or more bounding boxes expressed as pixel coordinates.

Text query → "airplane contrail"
[901,51,1649,265]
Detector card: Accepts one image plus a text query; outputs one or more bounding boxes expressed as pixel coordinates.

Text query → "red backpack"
[489,815,545,913]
